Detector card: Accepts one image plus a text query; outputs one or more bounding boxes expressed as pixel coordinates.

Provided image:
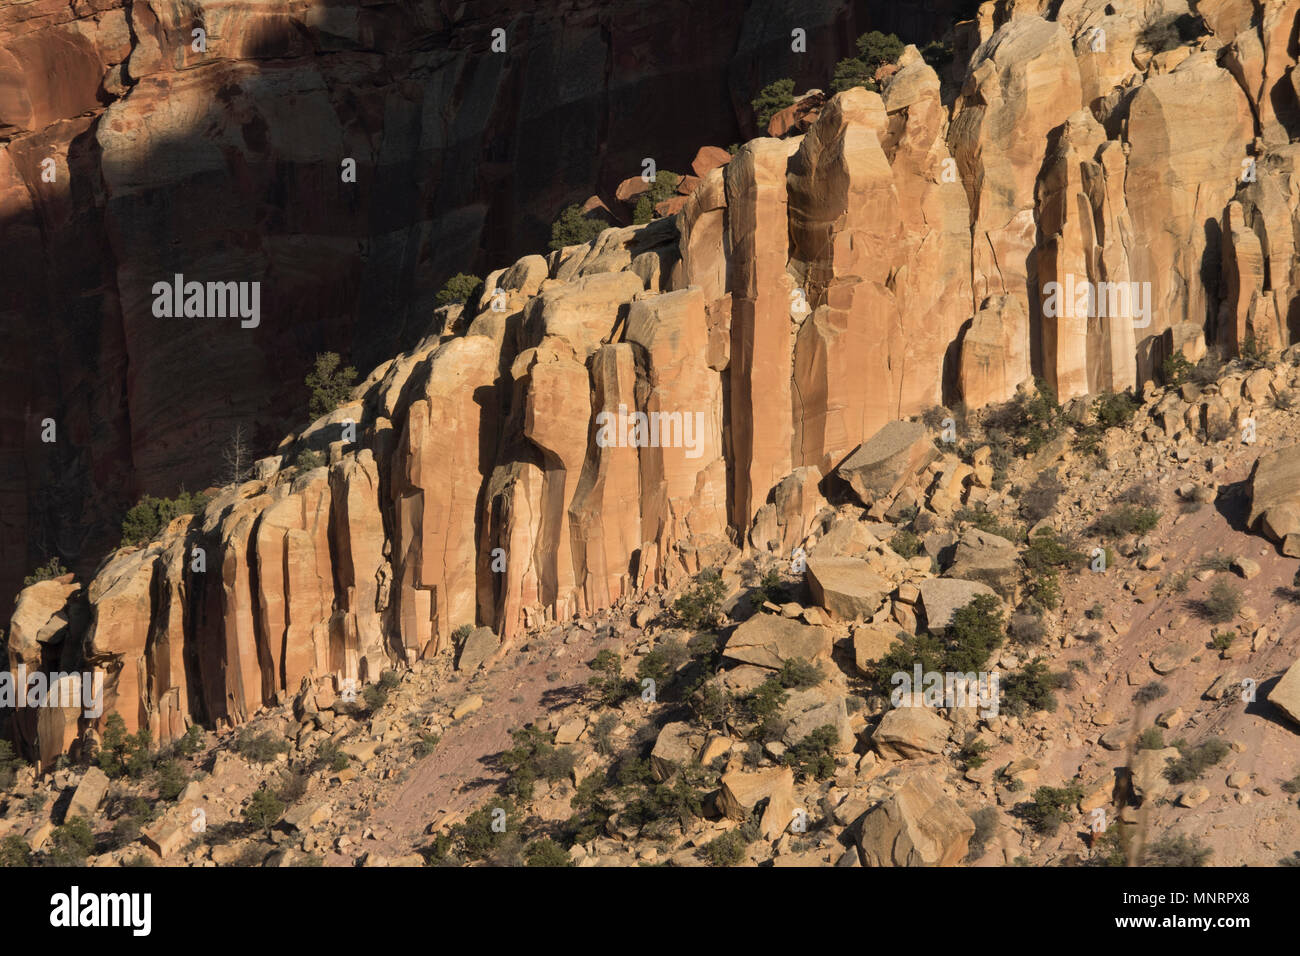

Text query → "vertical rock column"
[726,139,798,530]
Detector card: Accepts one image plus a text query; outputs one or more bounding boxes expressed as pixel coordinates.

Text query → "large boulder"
[783,687,855,752]
[723,615,833,670]
[650,721,702,781]
[1248,446,1300,546]
[717,766,796,840]
[64,767,110,822]
[455,626,498,674]
[856,772,974,866]
[918,578,997,632]
[944,529,1020,593]
[836,421,938,507]
[853,623,903,675]
[872,707,951,759]
[806,556,891,621]
[1269,657,1300,727]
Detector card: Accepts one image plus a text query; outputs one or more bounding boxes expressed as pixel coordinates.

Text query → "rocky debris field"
[5,344,1300,867]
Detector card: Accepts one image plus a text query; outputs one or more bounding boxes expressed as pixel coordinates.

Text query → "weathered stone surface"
[918,578,997,632]
[853,624,903,675]
[944,530,1020,593]
[717,766,795,841]
[806,556,891,621]
[1248,445,1300,540]
[1269,657,1300,727]
[857,772,974,866]
[456,627,498,675]
[64,767,110,822]
[872,707,951,759]
[723,615,833,670]
[836,421,939,507]
[650,722,700,782]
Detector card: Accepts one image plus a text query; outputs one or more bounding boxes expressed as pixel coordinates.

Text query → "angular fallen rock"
[856,772,974,866]
[723,614,832,670]
[806,555,891,621]
[64,767,109,823]
[918,578,997,632]
[836,420,938,507]
[872,706,951,759]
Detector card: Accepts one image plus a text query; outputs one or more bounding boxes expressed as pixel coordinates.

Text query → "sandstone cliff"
[9,0,1300,763]
[0,0,872,620]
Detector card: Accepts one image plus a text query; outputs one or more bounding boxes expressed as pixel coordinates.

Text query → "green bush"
[964,806,998,862]
[295,449,324,471]
[587,649,635,706]
[857,30,905,73]
[1144,832,1212,866]
[1014,783,1084,835]
[737,678,789,740]
[830,57,877,93]
[632,171,681,224]
[777,658,822,690]
[1137,727,1165,751]
[1163,738,1230,784]
[174,724,205,757]
[313,740,349,773]
[1023,529,1087,575]
[1002,658,1066,716]
[1133,681,1168,706]
[153,760,189,801]
[22,557,68,588]
[1199,578,1242,624]
[234,729,290,765]
[435,273,484,308]
[0,740,24,791]
[751,78,795,128]
[783,724,838,781]
[305,351,357,419]
[945,593,1005,672]
[242,787,285,834]
[548,203,606,251]
[1161,351,1194,386]
[96,713,154,778]
[636,639,691,687]
[46,816,95,866]
[0,834,31,867]
[702,827,751,866]
[890,529,922,558]
[120,489,209,547]
[984,378,1065,457]
[501,727,576,802]
[672,569,726,630]
[525,837,571,867]
[960,739,990,770]
[1092,504,1161,539]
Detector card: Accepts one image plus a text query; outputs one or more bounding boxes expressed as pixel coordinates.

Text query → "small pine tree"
[305,352,357,419]
[243,787,285,834]
[751,78,795,129]
[436,273,484,308]
[548,204,606,251]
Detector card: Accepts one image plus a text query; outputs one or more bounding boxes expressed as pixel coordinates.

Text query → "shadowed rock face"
[0,0,871,620]
[9,0,1300,761]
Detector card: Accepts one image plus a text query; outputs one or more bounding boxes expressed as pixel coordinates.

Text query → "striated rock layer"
[9,0,1300,762]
